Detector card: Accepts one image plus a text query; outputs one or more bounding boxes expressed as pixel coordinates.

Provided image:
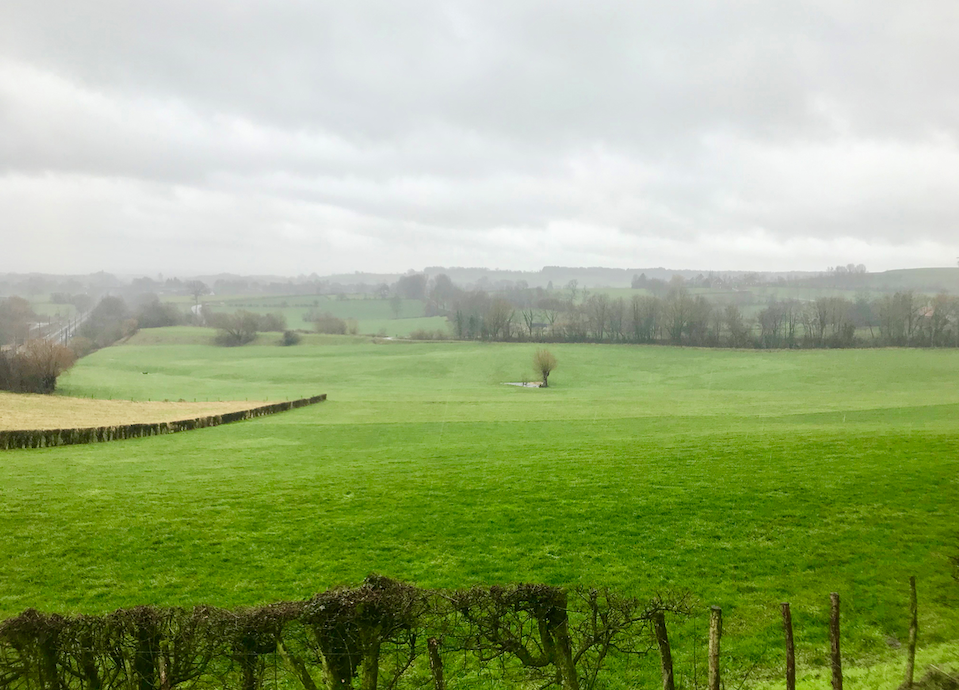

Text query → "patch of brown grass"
[0,392,268,431]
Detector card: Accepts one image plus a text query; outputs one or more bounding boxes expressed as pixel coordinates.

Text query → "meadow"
[2,330,958,687]
[171,294,450,337]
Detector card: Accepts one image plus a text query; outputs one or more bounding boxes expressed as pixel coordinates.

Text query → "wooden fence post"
[830,593,842,690]
[653,611,675,690]
[427,638,445,690]
[782,603,795,690]
[709,606,722,690]
[904,577,918,690]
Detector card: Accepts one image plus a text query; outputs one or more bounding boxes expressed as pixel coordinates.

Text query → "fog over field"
[2,1,959,275]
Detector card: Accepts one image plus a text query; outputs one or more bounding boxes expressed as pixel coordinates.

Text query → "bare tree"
[285,575,428,690]
[185,281,209,315]
[447,585,690,690]
[533,349,557,387]
[485,299,514,340]
[723,304,751,348]
[389,294,403,319]
[522,308,537,338]
[0,296,35,347]
[584,295,611,341]
[0,339,76,393]
[663,287,693,345]
[210,311,260,346]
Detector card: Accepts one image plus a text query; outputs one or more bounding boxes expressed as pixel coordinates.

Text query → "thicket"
[0,340,76,394]
[0,576,688,690]
[208,311,286,346]
[78,297,138,349]
[280,330,302,346]
[407,329,450,341]
[306,310,358,335]
[134,296,185,329]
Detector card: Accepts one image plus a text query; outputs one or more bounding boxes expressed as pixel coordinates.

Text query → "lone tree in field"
[533,348,557,388]
[185,280,210,313]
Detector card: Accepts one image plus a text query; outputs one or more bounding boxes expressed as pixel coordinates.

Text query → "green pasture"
[3,333,959,686]
[212,295,426,320]
[192,296,441,336]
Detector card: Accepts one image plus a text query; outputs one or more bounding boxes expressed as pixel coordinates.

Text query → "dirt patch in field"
[503,382,544,388]
[0,392,268,431]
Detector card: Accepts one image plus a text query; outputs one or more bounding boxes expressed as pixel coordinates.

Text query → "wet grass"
[3,333,959,685]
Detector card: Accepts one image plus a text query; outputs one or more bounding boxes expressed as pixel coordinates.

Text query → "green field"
[3,332,959,686]
[185,295,449,336]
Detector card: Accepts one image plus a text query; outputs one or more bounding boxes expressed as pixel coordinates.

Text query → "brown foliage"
[0,340,76,394]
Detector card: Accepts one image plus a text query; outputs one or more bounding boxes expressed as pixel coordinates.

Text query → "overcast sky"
[2,1,958,276]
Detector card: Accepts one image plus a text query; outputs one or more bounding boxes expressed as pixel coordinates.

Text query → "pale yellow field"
[0,392,266,430]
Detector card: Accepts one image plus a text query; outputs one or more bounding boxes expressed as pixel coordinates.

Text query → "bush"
[79,296,136,348]
[211,311,260,346]
[67,336,95,359]
[280,330,301,346]
[311,312,347,335]
[0,340,76,393]
[258,312,286,332]
[0,577,686,690]
[136,297,185,328]
[409,329,450,340]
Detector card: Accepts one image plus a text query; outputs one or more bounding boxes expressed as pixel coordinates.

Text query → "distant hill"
[860,268,959,293]
[324,266,819,289]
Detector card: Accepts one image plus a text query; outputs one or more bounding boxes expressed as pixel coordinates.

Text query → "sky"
[2,0,959,276]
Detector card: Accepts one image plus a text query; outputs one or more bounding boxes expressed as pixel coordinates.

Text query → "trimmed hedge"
[0,395,326,450]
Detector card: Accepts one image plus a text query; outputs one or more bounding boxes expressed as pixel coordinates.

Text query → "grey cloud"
[1,0,958,273]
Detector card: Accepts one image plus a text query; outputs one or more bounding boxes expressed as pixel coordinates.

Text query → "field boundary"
[0,394,326,450]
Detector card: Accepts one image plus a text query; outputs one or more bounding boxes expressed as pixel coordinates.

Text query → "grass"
[191,296,446,336]
[0,391,266,430]
[2,331,959,685]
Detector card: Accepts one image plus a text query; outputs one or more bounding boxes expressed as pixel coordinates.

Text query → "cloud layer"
[2,1,958,274]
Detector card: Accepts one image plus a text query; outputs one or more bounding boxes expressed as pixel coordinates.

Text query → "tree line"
[420,277,959,348]
[0,576,689,690]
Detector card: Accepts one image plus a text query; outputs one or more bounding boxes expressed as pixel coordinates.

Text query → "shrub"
[67,336,95,359]
[258,312,286,332]
[280,330,301,346]
[0,339,76,393]
[211,311,259,346]
[310,312,347,335]
[79,296,135,348]
[136,297,185,328]
[409,329,450,341]
[0,578,687,690]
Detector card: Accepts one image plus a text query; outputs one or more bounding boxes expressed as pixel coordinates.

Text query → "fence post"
[709,606,722,690]
[904,576,918,690]
[830,593,842,690]
[653,611,675,690]
[782,603,795,690]
[427,638,445,690]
